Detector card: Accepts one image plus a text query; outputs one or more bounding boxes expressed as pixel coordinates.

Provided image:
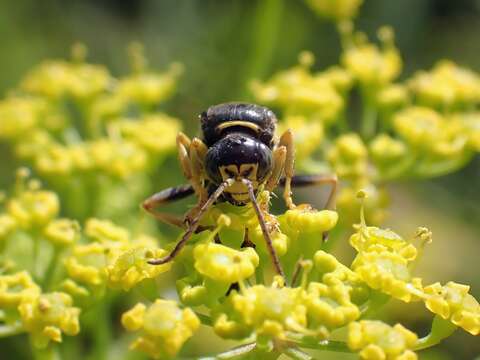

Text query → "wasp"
[143,102,337,278]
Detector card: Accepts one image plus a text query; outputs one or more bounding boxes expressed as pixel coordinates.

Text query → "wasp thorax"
[205,133,272,203]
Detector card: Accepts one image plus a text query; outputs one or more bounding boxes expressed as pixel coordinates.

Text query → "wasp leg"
[148,179,233,265]
[184,138,209,222]
[265,146,287,192]
[177,133,209,223]
[243,179,285,279]
[142,185,195,228]
[280,174,338,210]
[278,129,296,209]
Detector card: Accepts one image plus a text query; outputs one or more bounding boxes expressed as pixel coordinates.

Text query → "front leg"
[142,185,194,228]
[279,129,296,209]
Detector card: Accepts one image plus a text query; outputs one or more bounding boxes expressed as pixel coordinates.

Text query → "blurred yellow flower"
[122,299,200,359]
[0,271,40,308]
[348,320,418,360]
[18,292,80,348]
[7,189,59,229]
[20,60,111,99]
[342,27,402,87]
[409,60,480,109]
[306,0,364,20]
[43,218,80,246]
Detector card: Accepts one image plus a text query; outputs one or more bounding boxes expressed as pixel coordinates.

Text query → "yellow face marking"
[216,121,261,133]
[219,163,259,202]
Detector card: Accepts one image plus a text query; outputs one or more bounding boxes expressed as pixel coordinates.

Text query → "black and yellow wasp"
[143,102,337,278]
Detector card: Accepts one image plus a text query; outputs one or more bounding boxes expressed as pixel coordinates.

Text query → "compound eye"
[242,166,253,177]
[225,168,236,178]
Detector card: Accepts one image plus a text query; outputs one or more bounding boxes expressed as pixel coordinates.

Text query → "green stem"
[0,322,24,337]
[194,312,213,327]
[42,247,61,291]
[32,345,60,360]
[410,151,474,178]
[86,301,113,360]
[285,334,351,353]
[284,347,315,360]
[240,0,284,98]
[414,316,457,351]
[198,342,256,360]
[360,291,390,319]
[360,88,378,140]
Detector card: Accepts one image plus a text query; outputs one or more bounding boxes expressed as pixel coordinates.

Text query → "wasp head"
[205,133,272,204]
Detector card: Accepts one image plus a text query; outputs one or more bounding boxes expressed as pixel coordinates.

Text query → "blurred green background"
[0,0,479,359]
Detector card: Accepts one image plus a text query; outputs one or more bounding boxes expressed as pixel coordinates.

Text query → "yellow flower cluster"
[349,196,480,340]
[348,321,418,360]
[409,60,480,110]
[19,292,80,348]
[341,26,402,88]
[328,134,389,225]
[251,52,348,125]
[0,45,182,223]
[122,299,200,359]
[349,203,424,302]
[423,282,480,335]
[65,218,171,291]
[213,278,309,340]
[305,0,364,21]
[0,272,80,348]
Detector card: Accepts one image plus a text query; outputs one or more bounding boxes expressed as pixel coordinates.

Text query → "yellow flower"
[0,97,45,140]
[220,284,307,340]
[89,139,148,179]
[393,106,467,157]
[306,0,364,20]
[84,218,130,245]
[107,246,172,291]
[115,114,180,155]
[280,206,338,238]
[305,281,360,330]
[408,60,480,108]
[0,214,17,240]
[122,299,200,359]
[7,190,60,229]
[35,143,73,176]
[314,250,370,305]
[453,112,480,151]
[348,321,418,360]
[423,282,480,335]
[278,115,324,162]
[251,52,344,124]
[393,107,443,148]
[342,27,402,87]
[376,84,410,110]
[370,134,407,167]
[20,60,111,99]
[18,292,80,348]
[337,181,389,226]
[64,243,109,286]
[59,279,90,300]
[349,225,416,259]
[193,243,259,283]
[89,93,127,123]
[328,133,368,180]
[0,271,41,308]
[352,251,423,303]
[118,63,183,105]
[14,130,53,161]
[43,219,80,246]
